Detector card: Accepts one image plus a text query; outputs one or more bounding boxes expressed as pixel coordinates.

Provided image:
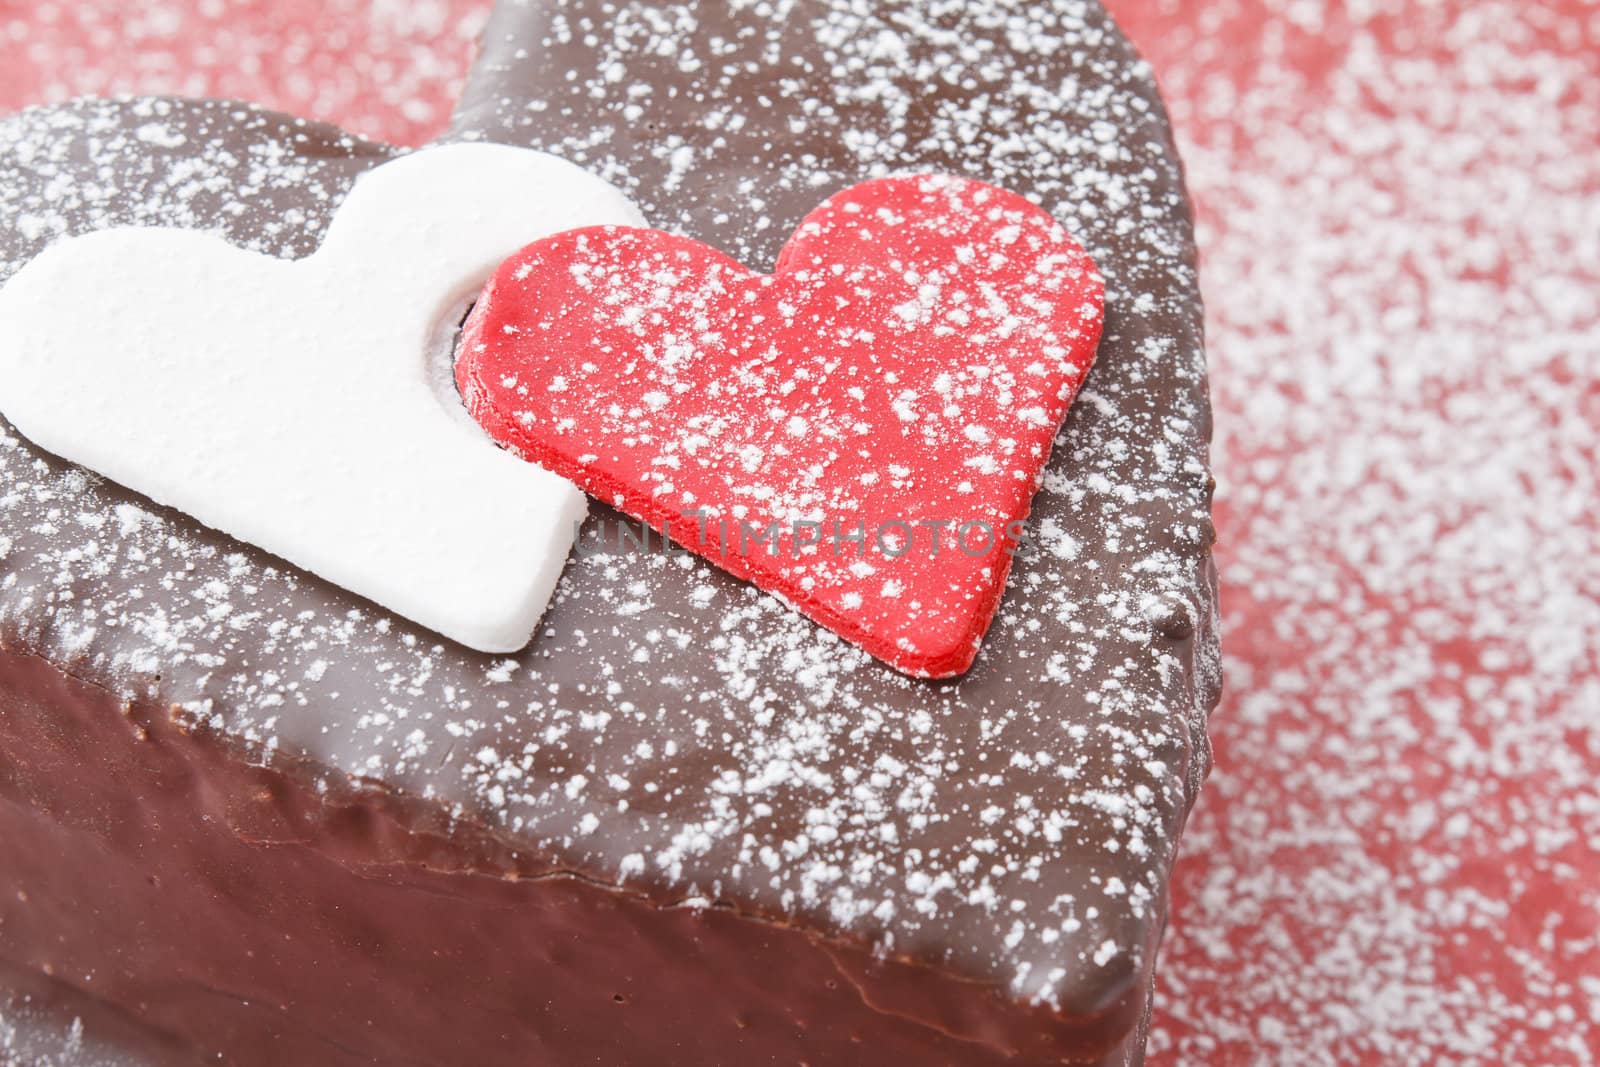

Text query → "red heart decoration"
[457,175,1104,677]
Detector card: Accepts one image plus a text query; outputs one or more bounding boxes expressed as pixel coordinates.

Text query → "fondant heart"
[0,143,642,653]
[457,174,1104,677]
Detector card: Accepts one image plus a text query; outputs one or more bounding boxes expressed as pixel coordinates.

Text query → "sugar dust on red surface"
[457,174,1103,678]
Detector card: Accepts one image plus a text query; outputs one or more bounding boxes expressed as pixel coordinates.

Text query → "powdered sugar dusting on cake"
[0,0,1218,1021]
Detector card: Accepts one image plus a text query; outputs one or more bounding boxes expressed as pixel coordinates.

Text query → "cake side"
[0,643,1151,1065]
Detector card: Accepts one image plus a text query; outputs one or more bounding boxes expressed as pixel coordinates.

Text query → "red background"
[2,1,1596,1062]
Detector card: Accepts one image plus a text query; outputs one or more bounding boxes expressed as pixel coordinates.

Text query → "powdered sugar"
[1124,0,1600,1063]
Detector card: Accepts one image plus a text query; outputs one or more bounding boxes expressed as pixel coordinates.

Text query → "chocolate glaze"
[0,1,1219,1063]
[1,645,1158,1064]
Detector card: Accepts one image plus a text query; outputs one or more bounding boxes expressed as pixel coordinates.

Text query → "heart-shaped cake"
[0,1,1220,1065]
[459,174,1104,676]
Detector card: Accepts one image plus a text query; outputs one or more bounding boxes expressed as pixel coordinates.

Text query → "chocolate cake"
[0,1,1220,1064]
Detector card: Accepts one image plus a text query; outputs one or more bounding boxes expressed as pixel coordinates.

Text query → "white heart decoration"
[0,143,643,653]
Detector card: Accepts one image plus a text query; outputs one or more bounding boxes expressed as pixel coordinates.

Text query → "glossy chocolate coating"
[0,1,1219,1063]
